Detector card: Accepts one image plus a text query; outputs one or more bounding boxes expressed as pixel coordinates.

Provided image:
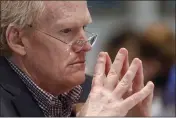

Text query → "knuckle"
[108,97,114,103]
[122,70,134,82]
[118,71,134,89]
[126,70,133,79]
[108,69,118,77]
[90,87,102,96]
[93,73,104,79]
[119,82,128,89]
[115,56,122,62]
[89,92,98,100]
[120,79,130,88]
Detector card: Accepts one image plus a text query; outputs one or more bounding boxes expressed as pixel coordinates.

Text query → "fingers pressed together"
[92,48,154,110]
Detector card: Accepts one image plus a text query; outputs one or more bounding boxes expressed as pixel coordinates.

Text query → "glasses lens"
[71,32,98,52]
[88,34,98,46]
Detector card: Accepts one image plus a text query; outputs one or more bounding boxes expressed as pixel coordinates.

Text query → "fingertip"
[121,47,128,52]
[132,58,142,65]
[105,52,108,55]
[119,48,128,54]
[147,81,155,89]
[99,52,105,57]
[134,57,140,61]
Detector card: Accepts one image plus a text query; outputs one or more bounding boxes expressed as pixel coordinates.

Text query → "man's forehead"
[44,1,87,13]
[42,1,91,23]
[38,1,92,28]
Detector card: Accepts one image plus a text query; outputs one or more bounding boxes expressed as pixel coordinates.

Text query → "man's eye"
[60,28,72,33]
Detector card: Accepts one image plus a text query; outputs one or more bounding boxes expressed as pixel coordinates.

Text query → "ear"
[6,24,26,56]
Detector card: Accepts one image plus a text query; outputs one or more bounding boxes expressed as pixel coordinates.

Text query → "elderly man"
[0,1,154,117]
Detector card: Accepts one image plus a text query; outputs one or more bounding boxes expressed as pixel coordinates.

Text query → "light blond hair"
[0,1,45,56]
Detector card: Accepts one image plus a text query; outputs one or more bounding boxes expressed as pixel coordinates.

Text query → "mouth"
[69,61,86,65]
[68,60,86,71]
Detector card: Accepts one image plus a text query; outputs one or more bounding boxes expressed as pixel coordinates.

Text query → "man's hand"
[117,48,154,117]
[77,48,154,116]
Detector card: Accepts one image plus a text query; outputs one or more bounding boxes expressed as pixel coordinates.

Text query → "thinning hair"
[0,1,45,56]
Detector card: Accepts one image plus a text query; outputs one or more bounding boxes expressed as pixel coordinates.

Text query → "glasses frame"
[27,25,98,52]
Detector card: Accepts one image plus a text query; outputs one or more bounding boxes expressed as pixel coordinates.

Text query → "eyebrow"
[55,17,92,29]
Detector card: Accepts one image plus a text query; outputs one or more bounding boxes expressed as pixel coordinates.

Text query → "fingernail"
[119,48,126,54]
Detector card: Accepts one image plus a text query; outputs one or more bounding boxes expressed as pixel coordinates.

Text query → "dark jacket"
[80,74,92,102]
[0,56,75,117]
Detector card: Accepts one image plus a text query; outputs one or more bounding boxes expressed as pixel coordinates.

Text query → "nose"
[81,41,92,52]
[78,29,92,52]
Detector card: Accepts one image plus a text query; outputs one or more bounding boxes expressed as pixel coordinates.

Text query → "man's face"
[23,1,92,94]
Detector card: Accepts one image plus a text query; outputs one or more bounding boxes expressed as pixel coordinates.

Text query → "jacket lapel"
[0,57,44,117]
[12,91,44,117]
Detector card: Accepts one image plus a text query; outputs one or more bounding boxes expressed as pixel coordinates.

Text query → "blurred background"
[80,0,175,117]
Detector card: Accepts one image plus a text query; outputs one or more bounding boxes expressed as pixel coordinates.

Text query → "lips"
[69,60,85,65]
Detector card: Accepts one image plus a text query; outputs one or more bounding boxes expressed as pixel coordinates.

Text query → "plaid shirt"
[6,58,82,117]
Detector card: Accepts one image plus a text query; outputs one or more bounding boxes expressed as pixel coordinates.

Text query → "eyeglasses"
[27,25,98,52]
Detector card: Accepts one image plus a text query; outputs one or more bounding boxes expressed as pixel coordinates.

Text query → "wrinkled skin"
[77,48,154,116]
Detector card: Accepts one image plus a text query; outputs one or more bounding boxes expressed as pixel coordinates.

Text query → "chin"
[70,70,86,86]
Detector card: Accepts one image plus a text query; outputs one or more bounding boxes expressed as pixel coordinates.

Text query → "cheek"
[49,43,72,76]
[24,34,68,75]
